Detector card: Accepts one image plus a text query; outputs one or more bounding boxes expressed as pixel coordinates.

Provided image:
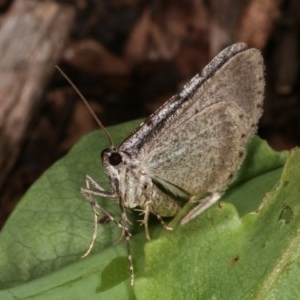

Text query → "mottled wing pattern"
[144,101,247,194]
[144,48,263,194]
[120,43,264,195]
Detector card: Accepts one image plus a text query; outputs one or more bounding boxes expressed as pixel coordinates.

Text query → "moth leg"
[154,214,173,231]
[123,225,134,286]
[142,200,151,240]
[82,202,135,285]
[136,199,157,240]
[137,187,182,239]
[80,174,121,255]
[141,204,175,239]
[80,175,118,256]
[180,192,221,225]
[81,175,117,257]
[81,175,135,285]
[80,175,118,198]
[146,189,182,235]
[114,205,132,244]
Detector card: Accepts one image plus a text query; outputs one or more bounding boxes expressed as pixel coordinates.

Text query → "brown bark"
[0,0,75,190]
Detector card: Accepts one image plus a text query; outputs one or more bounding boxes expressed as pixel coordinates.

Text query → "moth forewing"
[118,43,263,153]
[136,101,246,223]
[134,51,263,198]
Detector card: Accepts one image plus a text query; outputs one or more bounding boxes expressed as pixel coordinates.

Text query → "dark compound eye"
[109,152,122,166]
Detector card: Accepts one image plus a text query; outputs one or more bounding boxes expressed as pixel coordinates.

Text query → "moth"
[57,42,264,285]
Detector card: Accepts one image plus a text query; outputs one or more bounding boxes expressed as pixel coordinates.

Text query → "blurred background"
[0,0,299,228]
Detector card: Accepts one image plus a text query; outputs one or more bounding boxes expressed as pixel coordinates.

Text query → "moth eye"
[109,152,122,166]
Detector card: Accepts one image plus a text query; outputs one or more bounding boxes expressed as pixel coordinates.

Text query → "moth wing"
[139,49,264,194]
[118,43,264,195]
[142,101,248,195]
[119,44,263,153]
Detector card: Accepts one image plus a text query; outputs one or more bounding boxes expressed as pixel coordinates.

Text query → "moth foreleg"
[80,175,135,285]
[81,175,117,257]
[81,174,118,256]
[80,175,118,198]
[180,192,221,225]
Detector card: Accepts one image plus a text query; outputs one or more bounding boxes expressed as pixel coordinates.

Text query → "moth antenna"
[55,65,114,147]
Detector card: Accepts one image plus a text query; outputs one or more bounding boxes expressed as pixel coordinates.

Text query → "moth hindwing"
[80,42,264,285]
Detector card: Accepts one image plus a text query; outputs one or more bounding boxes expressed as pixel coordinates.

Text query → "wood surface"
[0,0,75,190]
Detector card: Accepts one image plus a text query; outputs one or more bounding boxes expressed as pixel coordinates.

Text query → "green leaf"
[0,118,292,299]
[0,119,142,299]
[134,149,300,299]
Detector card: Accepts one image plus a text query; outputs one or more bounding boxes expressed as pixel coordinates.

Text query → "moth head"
[101,148,137,170]
[101,148,123,167]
